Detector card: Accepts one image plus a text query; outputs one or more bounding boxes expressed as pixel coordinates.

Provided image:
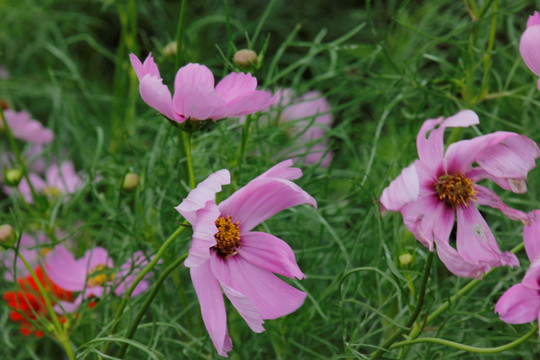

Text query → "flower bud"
[0,224,15,248]
[3,168,23,186]
[399,253,413,267]
[233,49,258,69]
[123,172,140,191]
[163,41,178,58]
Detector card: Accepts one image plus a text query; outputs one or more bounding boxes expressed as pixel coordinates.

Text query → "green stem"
[174,0,188,69]
[390,326,536,354]
[116,253,189,359]
[183,131,196,189]
[480,0,497,100]
[370,251,434,360]
[103,224,187,354]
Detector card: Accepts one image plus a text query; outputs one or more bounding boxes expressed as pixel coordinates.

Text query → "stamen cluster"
[213,215,241,258]
[435,171,477,207]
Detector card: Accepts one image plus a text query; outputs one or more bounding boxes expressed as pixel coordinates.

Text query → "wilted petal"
[190,262,232,357]
[524,210,540,261]
[174,63,215,91]
[139,75,176,121]
[520,24,540,77]
[380,162,420,212]
[218,177,316,232]
[475,185,534,225]
[215,72,258,104]
[239,231,304,279]
[185,202,220,267]
[467,168,528,193]
[495,283,540,324]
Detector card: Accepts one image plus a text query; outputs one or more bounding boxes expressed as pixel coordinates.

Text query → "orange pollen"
[86,265,114,287]
[435,171,477,207]
[213,216,241,259]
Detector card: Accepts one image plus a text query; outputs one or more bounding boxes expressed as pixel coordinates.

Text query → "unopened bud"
[163,41,178,57]
[0,225,15,247]
[4,168,22,186]
[399,253,413,267]
[123,172,140,191]
[0,99,8,110]
[233,49,258,69]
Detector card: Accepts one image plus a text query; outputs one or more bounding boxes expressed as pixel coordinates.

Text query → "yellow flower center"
[213,216,241,259]
[435,171,477,207]
[86,265,114,287]
[44,186,61,196]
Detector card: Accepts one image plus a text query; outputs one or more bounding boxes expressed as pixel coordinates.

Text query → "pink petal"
[210,255,306,320]
[4,110,55,145]
[304,143,333,167]
[185,202,220,267]
[190,262,232,357]
[522,256,540,290]
[175,169,230,225]
[258,159,302,181]
[174,63,215,91]
[239,231,304,279]
[475,134,539,179]
[129,53,160,81]
[495,283,540,324]
[455,205,518,269]
[45,245,87,291]
[47,162,82,194]
[520,24,540,77]
[218,177,316,232]
[380,162,420,212]
[82,246,113,271]
[4,173,46,203]
[172,83,226,121]
[139,74,177,121]
[467,168,528,193]
[527,12,540,28]
[222,90,274,118]
[416,110,478,172]
[214,72,258,104]
[524,210,540,261]
[400,194,443,250]
[54,295,83,314]
[475,185,534,225]
[220,281,264,333]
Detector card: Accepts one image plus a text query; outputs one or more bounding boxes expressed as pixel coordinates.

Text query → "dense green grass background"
[1,0,540,358]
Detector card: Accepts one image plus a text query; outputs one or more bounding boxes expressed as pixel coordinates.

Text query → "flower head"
[495,210,540,331]
[1,233,47,280]
[520,11,540,90]
[129,53,274,124]
[175,160,316,357]
[1,109,54,144]
[380,110,539,278]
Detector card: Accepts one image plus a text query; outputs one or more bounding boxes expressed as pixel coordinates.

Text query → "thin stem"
[103,224,187,354]
[174,0,188,69]
[116,253,189,359]
[390,326,536,354]
[480,0,497,99]
[370,251,434,360]
[183,131,196,189]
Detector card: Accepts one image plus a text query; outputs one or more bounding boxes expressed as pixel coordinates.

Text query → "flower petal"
[495,283,540,324]
[220,281,264,333]
[210,255,306,320]
[524,210,540,262]
[214,72,257,104]
[258,159,302,180]
[190,262,232,357]
[455,204,518,269]
[129,53,160,81]
[520,24,540,77]
[45,245,87,291]
[218,177,316,232]
[239,231,304,279]
[173,83,226,121]
[475,185,534,225]
[139,74,177,121]
[174,63,215,91]
[467,168,528,193]
[522,256,540,290]
[400,194,443,250]
[185,202,220,267]
[222,90,274,118]
[380,162,420,212]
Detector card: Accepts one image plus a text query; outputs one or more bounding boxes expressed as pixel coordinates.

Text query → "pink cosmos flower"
[45,246,153,312]
[5,161,82,203]
[495,210,540,330]
[520,12,540,90]
[129,53,274,123]
[1,109,54,144]
[175,160,316,357]
[380,110,539,278]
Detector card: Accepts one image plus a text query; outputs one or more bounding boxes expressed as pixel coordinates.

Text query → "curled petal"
[380,162,420,212]
[258,159,303,181]
[527,12,540,27]
[139,75,177,121]
[400,195,443,250]
[495,283,540,324]
[475,185,534,225]
[467,168,528,193]
[522,256,540,290]
[520,24,540,77]
[215,72,258,104]
[174,63,215,91]
[239,231,304,279]
[220,281,264,333]
[190,262,232,357]
[524,210,540,262]
[129,53,160,81]
[185,202,220,267]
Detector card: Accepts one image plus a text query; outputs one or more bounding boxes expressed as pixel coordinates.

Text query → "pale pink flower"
[113,251,154,297]
[175,160,316,357]
[0,66,9,79]
[5,161,82,203]
[495,210,540,330]
[129,53,274,124]
[520,11,540,90]
[1,109,54,144]
[380,110,539,278]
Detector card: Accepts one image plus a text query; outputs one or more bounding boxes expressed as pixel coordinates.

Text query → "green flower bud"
[233,49,258,69]
[123,172,140,191]
[399,253,413,267]
[0,224,15,248]
[163,41,178,57]
[4,168,23,186]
